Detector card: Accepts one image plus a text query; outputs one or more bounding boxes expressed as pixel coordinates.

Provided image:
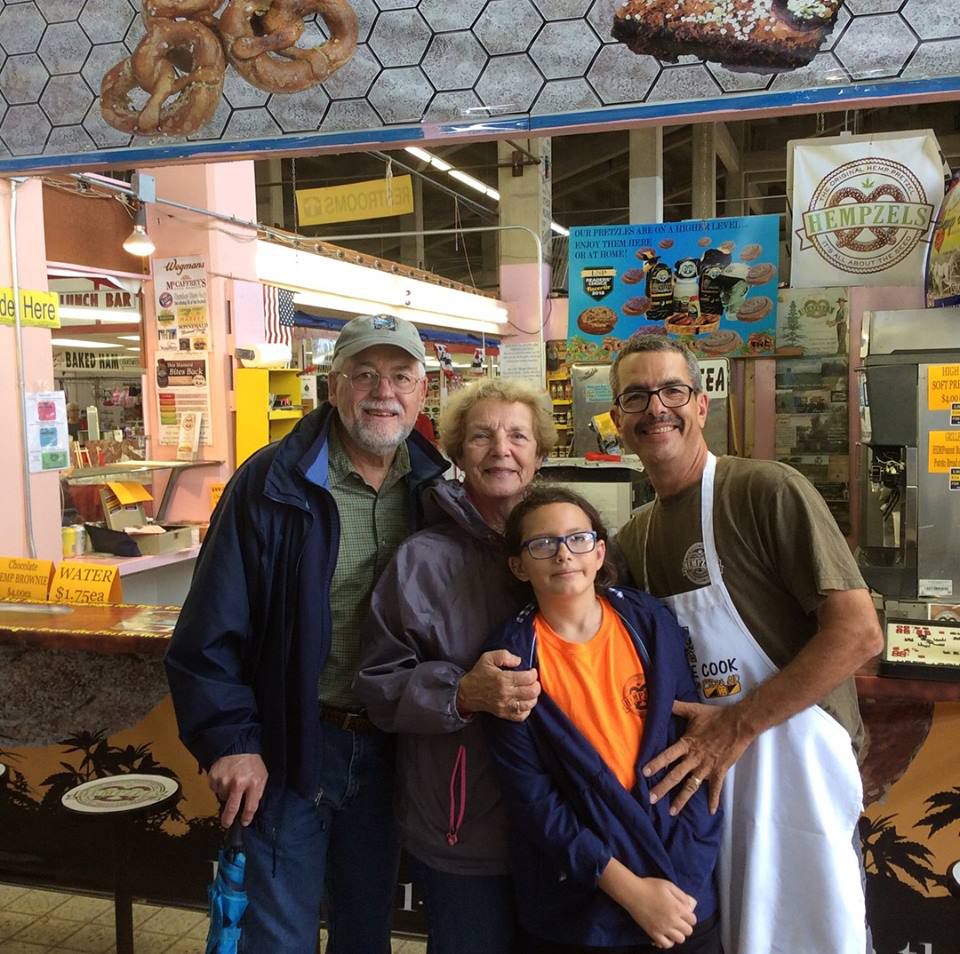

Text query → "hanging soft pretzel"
[220,0,359,93]
[100,17,225,136]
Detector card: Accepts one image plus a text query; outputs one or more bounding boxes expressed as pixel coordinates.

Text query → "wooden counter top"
[0,600,178,656]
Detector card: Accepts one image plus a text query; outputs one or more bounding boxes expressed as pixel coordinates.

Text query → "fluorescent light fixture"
[58,306,142,324]
[404,146,452,173]
[51,338,124,348]
[405,146,568,236]
[125,346,142,351]
[117,334,141,341]
[257,240,508,335]
[448,169,500,200]
[122,205,155,257]
[293,290,503,336]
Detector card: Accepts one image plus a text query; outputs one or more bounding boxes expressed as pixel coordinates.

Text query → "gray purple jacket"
[354,480,530,875]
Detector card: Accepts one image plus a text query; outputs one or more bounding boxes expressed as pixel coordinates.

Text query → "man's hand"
[208,754,268,827]
[643,700,755,815]
[599,858,696,949]
[456,649,541,722]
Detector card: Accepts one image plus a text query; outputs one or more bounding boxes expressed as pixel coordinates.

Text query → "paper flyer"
[25,391,69,472]
[153,256,209,354]
[155,357,212,446]
[776,287,849,357]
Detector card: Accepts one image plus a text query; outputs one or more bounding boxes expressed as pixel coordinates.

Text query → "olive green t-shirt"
[617,455,867,755]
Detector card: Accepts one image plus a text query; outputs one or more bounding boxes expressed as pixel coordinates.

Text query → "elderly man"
[610,337,882,954]
[165,314,447,954]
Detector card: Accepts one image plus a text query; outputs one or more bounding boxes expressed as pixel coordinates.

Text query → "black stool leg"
[113,819,134,954]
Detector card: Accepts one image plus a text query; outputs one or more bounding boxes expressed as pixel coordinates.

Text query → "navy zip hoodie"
[164,403,447,802]
[484,586,722,948]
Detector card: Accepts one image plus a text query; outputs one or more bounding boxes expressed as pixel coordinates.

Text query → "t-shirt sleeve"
[765,470,866,616]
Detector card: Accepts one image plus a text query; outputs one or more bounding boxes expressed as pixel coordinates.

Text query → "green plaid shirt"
[319,422,412,708]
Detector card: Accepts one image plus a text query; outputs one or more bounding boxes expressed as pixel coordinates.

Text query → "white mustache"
[359,399,403,415]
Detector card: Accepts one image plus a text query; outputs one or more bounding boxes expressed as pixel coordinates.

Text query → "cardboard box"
[129,525,196,555]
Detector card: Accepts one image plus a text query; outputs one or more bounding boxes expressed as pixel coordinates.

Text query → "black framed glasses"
[342,369,423,394]
[614,384,696,414]
[522,531,598,560]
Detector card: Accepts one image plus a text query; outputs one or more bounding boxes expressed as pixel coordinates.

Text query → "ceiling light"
[122,206,155,257]
[405,146,452,173]
[125,346,142,351]
[551,223,570,237]
[117,335,141,341]
[51,338,124,348]
[448,170,500,200]
[58,306,142,324]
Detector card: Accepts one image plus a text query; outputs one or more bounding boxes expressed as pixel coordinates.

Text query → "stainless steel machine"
[858,307,960,605]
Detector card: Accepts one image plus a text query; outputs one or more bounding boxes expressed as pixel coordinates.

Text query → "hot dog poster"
[567,215,781,362]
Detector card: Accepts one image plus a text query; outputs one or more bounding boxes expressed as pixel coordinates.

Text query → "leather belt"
[319,705,377,733]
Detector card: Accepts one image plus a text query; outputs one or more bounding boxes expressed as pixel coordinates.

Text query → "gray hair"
[439,378,557,461]
[610,337,702,397]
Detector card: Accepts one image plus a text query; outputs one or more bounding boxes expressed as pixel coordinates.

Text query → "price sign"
[210,482,225,511]
[51,562,122,605]
[0,557,55,601]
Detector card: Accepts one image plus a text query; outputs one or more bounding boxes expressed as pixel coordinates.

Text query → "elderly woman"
[354,378,556,954]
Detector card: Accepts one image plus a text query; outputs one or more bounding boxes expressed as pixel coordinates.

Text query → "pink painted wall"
[138,161,262,523]
[0,179,62,561]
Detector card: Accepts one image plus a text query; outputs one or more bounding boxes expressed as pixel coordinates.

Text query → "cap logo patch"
[372,315,397,330]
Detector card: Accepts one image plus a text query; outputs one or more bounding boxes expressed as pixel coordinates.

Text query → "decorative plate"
[61,774,179,814]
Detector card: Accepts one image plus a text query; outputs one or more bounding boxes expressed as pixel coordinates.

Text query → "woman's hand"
[456,649,541,721]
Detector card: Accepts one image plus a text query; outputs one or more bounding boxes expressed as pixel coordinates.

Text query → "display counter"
[0,601,178,747]
[70,547,200,606]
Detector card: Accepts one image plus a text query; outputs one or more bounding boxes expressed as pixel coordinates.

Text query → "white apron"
[641,454,865,954]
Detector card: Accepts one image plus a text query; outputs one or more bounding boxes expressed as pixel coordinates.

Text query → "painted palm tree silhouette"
[859,814,940,891]
[0,748,36,814]
[915,787,960,838]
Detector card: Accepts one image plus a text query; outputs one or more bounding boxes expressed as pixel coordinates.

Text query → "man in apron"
[610,337,883,954]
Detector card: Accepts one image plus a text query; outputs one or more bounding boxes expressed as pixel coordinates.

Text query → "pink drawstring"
[446,744,468,846]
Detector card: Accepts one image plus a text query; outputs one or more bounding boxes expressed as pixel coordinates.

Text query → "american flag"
[263,284,296,347]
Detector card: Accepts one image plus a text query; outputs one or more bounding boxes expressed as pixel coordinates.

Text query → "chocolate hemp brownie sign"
[789,132,944,288]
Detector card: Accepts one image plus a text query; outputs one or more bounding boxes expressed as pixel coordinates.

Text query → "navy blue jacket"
[164,403,447,800]
[484,587,722,947]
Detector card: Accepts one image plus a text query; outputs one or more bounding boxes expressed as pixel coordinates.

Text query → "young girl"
[485,486,723,953]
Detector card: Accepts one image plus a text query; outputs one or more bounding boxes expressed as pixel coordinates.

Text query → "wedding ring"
[689,775,703,789]
[513,699,521,715]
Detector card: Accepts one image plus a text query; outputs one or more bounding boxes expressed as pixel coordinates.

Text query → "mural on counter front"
[567,215,780,362]
[0,2,959,170]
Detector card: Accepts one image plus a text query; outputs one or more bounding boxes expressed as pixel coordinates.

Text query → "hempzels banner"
[789,131,944,288]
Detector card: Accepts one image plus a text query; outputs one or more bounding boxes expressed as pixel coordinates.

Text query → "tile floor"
[0,883,427,953]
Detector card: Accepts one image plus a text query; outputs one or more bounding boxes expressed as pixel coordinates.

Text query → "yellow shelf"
[236,368,304,465]
[552,399,572,405]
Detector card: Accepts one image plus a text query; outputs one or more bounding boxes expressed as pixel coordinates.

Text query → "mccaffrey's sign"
[789,131,944,288]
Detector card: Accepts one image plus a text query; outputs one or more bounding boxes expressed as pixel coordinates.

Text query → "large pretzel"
[142,0,220,21]
[220,0,358,94]
[101,17,225,136]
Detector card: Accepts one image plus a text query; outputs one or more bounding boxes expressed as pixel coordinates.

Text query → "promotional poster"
[567,215,781,361]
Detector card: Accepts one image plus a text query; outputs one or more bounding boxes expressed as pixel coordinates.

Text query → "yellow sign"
[0,287,60,328]
[210,482,225,511]
[51,561,122,605]
[296,175,414,226]
[928,430,960,473]
[929,365,960,411]
[0,557,55,601]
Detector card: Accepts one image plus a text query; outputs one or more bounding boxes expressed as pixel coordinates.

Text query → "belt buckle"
[341,710,364,731]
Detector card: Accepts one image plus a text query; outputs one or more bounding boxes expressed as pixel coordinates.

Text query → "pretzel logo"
[798,158,934,275]
[100,0,358,137]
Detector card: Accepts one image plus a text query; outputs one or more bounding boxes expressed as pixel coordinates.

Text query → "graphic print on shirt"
[699,655,743,699]
[681,542,713,586]
[621,673,649,715]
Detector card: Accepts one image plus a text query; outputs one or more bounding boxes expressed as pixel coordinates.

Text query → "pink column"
[0,179,61,560]
[138,161,264,523]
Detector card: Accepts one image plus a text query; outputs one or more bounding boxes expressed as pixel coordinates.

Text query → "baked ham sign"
[788,131,945,288]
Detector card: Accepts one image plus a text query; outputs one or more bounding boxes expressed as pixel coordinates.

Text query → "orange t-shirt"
[535,596,648,790]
